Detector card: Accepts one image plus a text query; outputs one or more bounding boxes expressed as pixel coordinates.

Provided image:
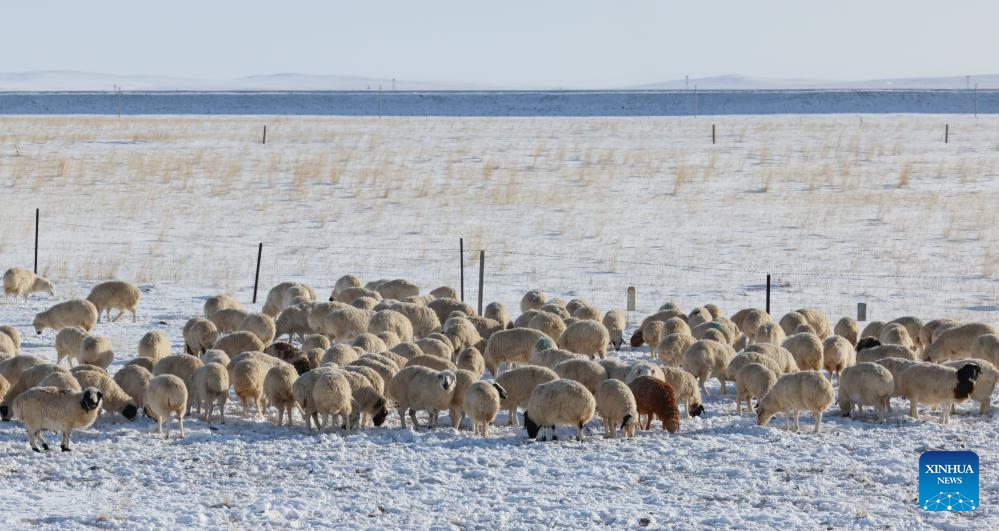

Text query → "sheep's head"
[80,388,103,412]
[32,315,45,335]
[610,337,624,351]
[621,414,637,438]
[291,356,311,375]
[523,410,540,439]
[0,404,10,421]
[689,402,705,417]
[630,330,644,348]
[35,277,55,297]
[121,403,138,421]
[491,382,508,400]
[437,370,456,391]
[755,400,776,427]
[372,400,389,427]
[855,336,881,353]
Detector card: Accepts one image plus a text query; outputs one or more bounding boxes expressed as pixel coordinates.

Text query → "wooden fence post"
[477,250,485,315]
[252,243,263,303]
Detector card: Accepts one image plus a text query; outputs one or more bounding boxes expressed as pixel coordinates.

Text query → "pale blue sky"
[4,1,997,87]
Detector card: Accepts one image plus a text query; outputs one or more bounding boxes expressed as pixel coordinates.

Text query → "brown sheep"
[627,375,680,433]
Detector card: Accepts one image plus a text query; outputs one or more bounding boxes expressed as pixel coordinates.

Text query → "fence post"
[252,243,263,304]
[765,274,771,315]
[627,287,636,311]
[712,124,716,144]
[857,303,868,322]
[34,208,39,274]
[262,125,267,145]
[945,124,949,143]
[459,238,465,302]
[477,250,485,315]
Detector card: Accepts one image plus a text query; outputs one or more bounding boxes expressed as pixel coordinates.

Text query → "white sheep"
[331,274,363,301]
[837,362,893,421]
[681,339,736,397]
[735,308,771,342]
[942,359,998,415]
[311,306,373,343]
[262,281,315,317]
[520,289,547,313]
[725,351,784,382]
[755,371,835,433]
[146,374,188,439]
[443,315,482,353]
[238,312,277,346]
[778,311,808,336]
[0,325,20,354]
[347,356,398,386]
[558,320,610,360]
[600,310,627,351]
[478,302,508,330]
[368,309,414,343]
[210,307,249,334]
[182,317,219,356]
[427,298,476,325]
[229,357,274,418]
[192,362,229,424]
[387,366,457,430]
[264,363,300,426]
[414,337,452,360]
[919,318,960,349]
[292,367,331,430]
[3,267,54,303]
[968,333,999,366]
[377,301,441,338]
[554,358,608,395]
[878,323,916,352]
[860,321,885,340]
[495,365,559,427]
[735,362,777,415]
[33,299,99,334]
[484,328,547,376]
[463,381,508,437]
[407,354,457,372]
[595,378,638,438]
[372,278,418,300]
[352,333,388,354]
[625,361,665,384]
[597,357,633,382]
[201,349,230,367]
[214,331,266,358]
[532,347,586,370]
[322,344,360,367]
[523,378,596,442]
[39,371,83,392]
[794,308,831,339]
[857,344,916,364]
[1,364,68,420]
[87,280,141,322]
[781,333,824,372]
[203,293,244,320]
[341,370,388,428]
[447,369,480,429]
[54,327,88,367]
[275,304,314,342]
[660,366,705,418]
[455,347,485,376]
[897,362,980,424]
[72,368,139,420]
[821,335,856,382]
[923,323,998,363]
[113,365,153,414]
[0,354,47,386]
[833,317,860,346]
[654,332,695,367]
[153,354,204,413]
[78,335,114,369]
[11,386,103,451]
[753,323,786,346]
[302,334,332,353]
[887,316,925,351]
[138,330,171,363]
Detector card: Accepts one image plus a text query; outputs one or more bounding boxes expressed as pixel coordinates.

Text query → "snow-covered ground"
[1,114,998,528]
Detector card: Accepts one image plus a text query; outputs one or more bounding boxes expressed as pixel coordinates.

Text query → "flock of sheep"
[0,265,996,453]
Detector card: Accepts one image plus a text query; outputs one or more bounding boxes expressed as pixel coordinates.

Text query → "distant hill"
[632,74,999,90]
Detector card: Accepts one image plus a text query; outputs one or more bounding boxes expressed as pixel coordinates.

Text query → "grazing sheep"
[822,335,856,382]
[792,324,817,336]
[73,369,139,420]
[523,378,596,441]
[878,323,916,352]
[919,318,960,349]
[654,332,696,367]
[468,315,503,342]
[203,294,244,320]
[455,347,485,376]
[484,328,547,376]
[113,365,153,413]
[39,371,83,392]
[681,339,736,397]
[3,268,54,303]
[641,321,669,351]
[533,348,586,370]
[314,306,373,343]
[33,299,99,334]
[146,374,188,439]
[191,362,228,424]
[0,374,8,402]
[601,310,627,351]
[311,367,357,431]
[389,341,423,361]
[264,364,300,426]
[0,326,21,353]
[371,278,418,301]
[87,280,141,322]
[860,321,885,340]
[755,371,835,433]
[0,355,47,387]
[898,362,981,424]
[301,334,331,353]
[137,330,171,363]
[428,298,476,325]
[443,316,482,353]
[54,327,88,367]
[322,344,360,367]
[558,320,610,360]
[153,354,204,413]
[464,381,508,437]
[264,341,304,363]
[378,301,441,338]
[597,357,634,382]
[873,357,922,400]
[520,290,547,313]
[554,359,607,394]
[334,286,382,305]
[781,333,824,372]
[415,337,452,360]
[637,309,687,347]
[571,304,601,322]
[794,308,831,339]
[833,317,859,345]
[753,323,786,346]
[513,309,541,329]
[182,317,218,357]
[229,358,272,418]
[496,365,559,427]
[200,349,230,367]
[352,333,388,354]
[387,366,457,429]
[427,286,455,300]
[124,357,155,372]
[887,316,925,350]
[348,355,399,385]
[78,336,114,369]
[238,312,277,346]
[275,304,313,342]
[857,344,916,364]
[262,281,315,318]
[725,352,784,382]
[660,366,705,418]
[484,302,512,329]
[735,363,778,415]
[627,375,680,433]
[331,274,364,301]
[214,331,266,358]
[407,354,458,372]
[282,283,316,309]
[595,379,638,438]
[659,317,692,339]
[970,334,999,366]
[778,312,808,337]
[210,308,249,334]
[687,307,713,329]
[446,369,480,429]
[736,308,771,343]
[1,364,69,420]
[292,367,330,430]
[368,309,414,342]
[335,370,384,428]
[942,359,999,415]
[526,311,565,342]
[923,323,998,363]
[854,336,882,353]
[838,363,893,421]
[625,361,665,384]
[12,386,102,451]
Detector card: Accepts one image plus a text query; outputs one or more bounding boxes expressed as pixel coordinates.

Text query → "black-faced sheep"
[463,381,508,437]
[898,362,980,424]
[595,378,637,438]
[11,386,102,451]
[495,365,559,426]
[523,378,596,441]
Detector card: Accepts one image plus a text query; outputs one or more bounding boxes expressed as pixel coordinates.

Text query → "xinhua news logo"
[919,451,979,512]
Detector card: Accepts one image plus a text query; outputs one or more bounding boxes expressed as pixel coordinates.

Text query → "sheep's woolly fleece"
[0,284,997,528]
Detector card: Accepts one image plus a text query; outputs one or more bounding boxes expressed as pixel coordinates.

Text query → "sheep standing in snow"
[794,308,831,339]
[11,386,102,451]
[3,268,54,303]
[203,294,244,320]
[753,323,786,346]
[78,336,114,369]
[262,281,315,318]
[183,317,219,356]
[857,343,915,364]
[368,309,414,343]
[213,331,266,358]
[72,369,139,420]
[726,352,784,382]
[485,302,512,330]
[898,362,980,424]
[495,365,560,426]
[138,331,171,363]
[778,311,808,337]
[681,339,736,396]
[627,375,680,433]
[878,323,916,352]
[755,371,835,433]
[660,367,705,418]
[624,361,665,384]
[554,358,608,395]
[735,363,777,415]
[743,343,799,374]
[942,359,999,415]
[428,298,476,325]
[822,335,856,382]
[455,347,485,376]
[860,321,885,341]
[238,312,277,346]
[0,354,47,387]
[781,333,824,372]
[1,364,69,419]
[463,381,508,437]
[833,317,860,346]
[87,280,141,322]
[527,311,566,343]
[153,354,204,414]
[558,320,610,359]
[601,310,627,351]
[33,299,99,334]
[447,369,482,429]
[0,326,20,354]
[837,363,893,421]
[210,308,249,334]
[443,315,483,353]
[887,316,924,351]
[146,374,188,439]
[113,365,153,415]
[275,304,313,343]
[341,370,388,428]
[523,378,596,441]
[192,362,229,424]
[923,323,998,363]
[520,290,547,313]
[654,332,696,367]
[918,319,959,349]
[595,378,638,438]
[483,328,547,376]
[264,363,301,426]
[331,275,363,301]
[54,327,88,367]
[386,366,455,430]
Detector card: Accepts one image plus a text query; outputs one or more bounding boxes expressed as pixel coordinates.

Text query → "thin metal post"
[712,124,716,144]
[945,124,949,143]
[252,243,263,303]
[765,274,771,315]
[262,125,267,144]
[34,208,39,274]
[477,250,485,315]
[459,238,465,302]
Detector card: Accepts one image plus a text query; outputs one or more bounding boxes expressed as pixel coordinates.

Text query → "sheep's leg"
[813,411,823,433]
[793,412,801,432]
[576,422,584,441]
[482,422,490,438]
[287,406,296,427]
[909,398,918,419]
[981,399,990,416]
[275,407,284,427]
[111,309,125,322]
[130,309,137,323]
[719,378,728,397]
[397,406,408,429]
[59,431,73,452]
[940,403,950,425]
[784,415,791,431]
[27,429,41,452]
[507,408,517,427]
[409,408,419,429]
[164,415,172,439]
[736,397,743,415]
[644,414,652,431]
[178,415,186,438]
[699,378,709,397]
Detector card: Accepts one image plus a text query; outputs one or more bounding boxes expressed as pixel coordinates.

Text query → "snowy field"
[1,114,998,528]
